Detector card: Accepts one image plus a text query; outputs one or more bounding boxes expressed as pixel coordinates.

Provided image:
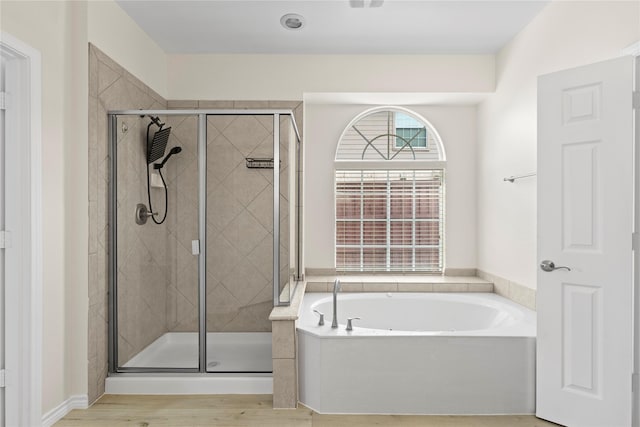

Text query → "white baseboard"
[41,395,88,427]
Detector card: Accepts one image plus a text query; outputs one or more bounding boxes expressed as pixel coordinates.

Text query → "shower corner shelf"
[246,157,280,169]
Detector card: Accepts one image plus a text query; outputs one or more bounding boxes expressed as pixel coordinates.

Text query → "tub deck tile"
[306,282,329,292]
[467,283,494,292]
[362,282,398,292]
[397,283,434,292]
[433,283,469,292]
[304,275,494,291]
[306,277,494,293]
[340,281,364,292]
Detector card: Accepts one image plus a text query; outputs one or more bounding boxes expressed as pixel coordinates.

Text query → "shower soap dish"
[150,171,164,188]
[245,158,281,169]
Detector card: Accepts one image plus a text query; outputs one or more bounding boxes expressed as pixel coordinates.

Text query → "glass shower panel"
[278,115,294,304]
[115,114,199,370]
[205,114,274,373]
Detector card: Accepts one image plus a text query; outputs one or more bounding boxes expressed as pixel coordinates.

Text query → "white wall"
[87,0,168,98]
[477,0,640,289]
[168,50,494,272]
[167,54,495,100]
[1,0,168,417]
[1,0,88,414]
[305,103,477,271]
[64,0,89,406]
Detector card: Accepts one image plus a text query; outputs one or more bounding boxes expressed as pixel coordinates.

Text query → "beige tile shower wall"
[88,44,167,404]
[165,101,303,333]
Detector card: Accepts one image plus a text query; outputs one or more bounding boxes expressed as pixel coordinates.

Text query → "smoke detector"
[280,13,305,30]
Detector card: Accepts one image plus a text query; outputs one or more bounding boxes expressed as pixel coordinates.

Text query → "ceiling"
[115,0,549,54]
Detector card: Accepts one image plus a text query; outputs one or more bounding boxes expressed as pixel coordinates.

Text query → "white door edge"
[0,31,43,427]
[632,52,640,427]
[619,42,640,427]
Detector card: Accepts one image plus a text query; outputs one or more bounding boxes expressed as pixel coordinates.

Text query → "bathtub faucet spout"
[331,279,341,328]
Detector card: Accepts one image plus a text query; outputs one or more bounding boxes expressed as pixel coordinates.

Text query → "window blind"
[335,170,444,272]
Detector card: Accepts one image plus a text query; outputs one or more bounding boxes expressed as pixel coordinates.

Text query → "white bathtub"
[298,292,536,415]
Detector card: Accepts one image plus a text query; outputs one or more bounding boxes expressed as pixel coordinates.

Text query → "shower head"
[142,115,164,128]
[147,126,172,164]
[154,146,182,169]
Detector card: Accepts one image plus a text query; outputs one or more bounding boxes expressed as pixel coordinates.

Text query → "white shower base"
[105,332,273,395]
[123,332,272,371]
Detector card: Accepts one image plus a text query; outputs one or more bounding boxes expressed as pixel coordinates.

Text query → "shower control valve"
[135,203,158,225]
[346,317,361,331]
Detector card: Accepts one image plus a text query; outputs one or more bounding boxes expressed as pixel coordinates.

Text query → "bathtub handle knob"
[346,317,361,331]
[313,309,325,326]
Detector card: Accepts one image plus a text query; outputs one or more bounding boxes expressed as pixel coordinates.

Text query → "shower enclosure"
[107,109,301,374]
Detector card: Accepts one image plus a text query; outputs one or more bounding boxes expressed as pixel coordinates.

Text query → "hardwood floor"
[55,395,559,427]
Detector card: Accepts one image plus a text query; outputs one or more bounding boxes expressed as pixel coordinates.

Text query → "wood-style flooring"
[55,395,560,427]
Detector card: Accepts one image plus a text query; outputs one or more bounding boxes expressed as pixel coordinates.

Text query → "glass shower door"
[113,113,200,370]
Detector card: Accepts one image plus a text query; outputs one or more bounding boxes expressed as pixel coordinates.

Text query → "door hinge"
[0,230,11,249]
[634,91,640,109]
[0,91,6,110]
[191,239,200,256]
[0,369,5,388]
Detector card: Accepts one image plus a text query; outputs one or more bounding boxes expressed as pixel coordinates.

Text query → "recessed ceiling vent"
[349,0,384,7]
[280,13,305,30]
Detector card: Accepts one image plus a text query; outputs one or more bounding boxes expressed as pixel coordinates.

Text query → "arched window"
[335,107,445,272]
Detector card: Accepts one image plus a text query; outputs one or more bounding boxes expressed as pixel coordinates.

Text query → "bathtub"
[297,292,536,415]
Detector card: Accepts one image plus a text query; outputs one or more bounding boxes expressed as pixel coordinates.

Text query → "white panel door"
[537,56,634,427]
